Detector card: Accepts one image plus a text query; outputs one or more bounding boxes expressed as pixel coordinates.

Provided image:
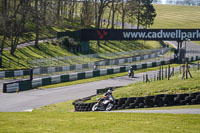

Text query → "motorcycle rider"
[92,89,115,111]
[128,66,134,78]
[102,90,115,111]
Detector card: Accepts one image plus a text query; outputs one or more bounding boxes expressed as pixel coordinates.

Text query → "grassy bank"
[88,69,200,102]
[153,5,200,28]
[1,40,162,70]
[0,112,199,133]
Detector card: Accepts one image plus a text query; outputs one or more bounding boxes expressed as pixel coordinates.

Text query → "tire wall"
[74,92,200,112]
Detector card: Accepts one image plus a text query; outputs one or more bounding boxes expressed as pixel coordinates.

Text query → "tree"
[136,0,156,29]
[34,0,40,48]
[140,0,156,28]
[120,0,129,29]
[3,0,32,55]
[126,0,137,28]
[81,0,95,27]
[111,0,120,29]
[96,0,112,29]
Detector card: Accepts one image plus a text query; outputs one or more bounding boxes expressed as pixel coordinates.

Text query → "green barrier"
[5,71,14,77]
[131,65,137,70]
[23,69,30,76]
[93,70,100,77]
[142,64,147,69]
[107,68,114,75]
[120,67,126,72]
[78,72,86,80]
[61,75,69,82]
[42,77,51,86]
[152,62,157,67]
[161,61,165,65]
[19,80,32,91]
[170,59,174,64]
[191,57,194,62]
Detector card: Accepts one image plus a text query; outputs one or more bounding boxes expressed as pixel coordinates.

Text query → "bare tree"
[2,0,32,55]
[96,0,111,29]
[34,0,39,48]
[57,0,62,20]
[81,0,95,26]
[111,0,120,29]
[120,0,129,29]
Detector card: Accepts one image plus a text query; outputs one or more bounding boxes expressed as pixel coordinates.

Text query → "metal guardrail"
[30,48,165,68]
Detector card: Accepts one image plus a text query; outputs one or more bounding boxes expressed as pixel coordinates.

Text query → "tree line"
[0,0,156,66]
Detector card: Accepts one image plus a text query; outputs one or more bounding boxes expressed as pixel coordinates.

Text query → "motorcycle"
[92,97,114,111]
[128,70,134,78]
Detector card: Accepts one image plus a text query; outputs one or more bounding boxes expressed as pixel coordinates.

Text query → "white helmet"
[107,90,112,94]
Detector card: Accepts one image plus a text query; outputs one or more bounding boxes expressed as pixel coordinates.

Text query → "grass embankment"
[1,39,162,70]
[88,69,200,102]
[0,112,199,133]
[152,5,200,28]
[153,4,200,45]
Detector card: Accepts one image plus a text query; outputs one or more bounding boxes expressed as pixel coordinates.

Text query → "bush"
[60,36,79,47]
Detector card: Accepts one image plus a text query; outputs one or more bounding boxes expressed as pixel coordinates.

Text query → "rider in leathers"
[102,90,115,111]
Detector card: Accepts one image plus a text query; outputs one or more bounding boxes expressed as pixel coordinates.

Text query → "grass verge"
[0,112,199,133]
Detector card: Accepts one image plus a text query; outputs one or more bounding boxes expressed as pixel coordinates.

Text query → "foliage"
[60,36,79,47]
[140,0,157,28]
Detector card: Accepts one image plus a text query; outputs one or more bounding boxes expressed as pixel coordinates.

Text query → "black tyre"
[180,100,187,105]
[139,103,144,108]
[196,95,200,100]
[185,96,194,102]
[129,103,136,108]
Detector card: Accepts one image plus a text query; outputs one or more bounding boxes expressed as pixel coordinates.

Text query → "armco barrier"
[0,48,168,79]
[73,92,200,112]
[2,55,199,93]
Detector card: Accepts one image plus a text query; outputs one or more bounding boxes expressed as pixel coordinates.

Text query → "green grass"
[1,40,163,70]
[88,69,200,102]
[34,100,75,113]
[152,5,200,28]
[90,40,162,53]
[0,112,199,133]
[1,42,74,70]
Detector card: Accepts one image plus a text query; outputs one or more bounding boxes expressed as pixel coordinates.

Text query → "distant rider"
[128,67,134,78]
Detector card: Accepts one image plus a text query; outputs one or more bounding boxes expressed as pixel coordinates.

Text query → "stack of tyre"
[74,102,96,112]
[74,92,200,112]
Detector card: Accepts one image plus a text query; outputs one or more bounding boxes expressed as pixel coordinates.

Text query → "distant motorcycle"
[92,97,114,111]
[128,70,134,78]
